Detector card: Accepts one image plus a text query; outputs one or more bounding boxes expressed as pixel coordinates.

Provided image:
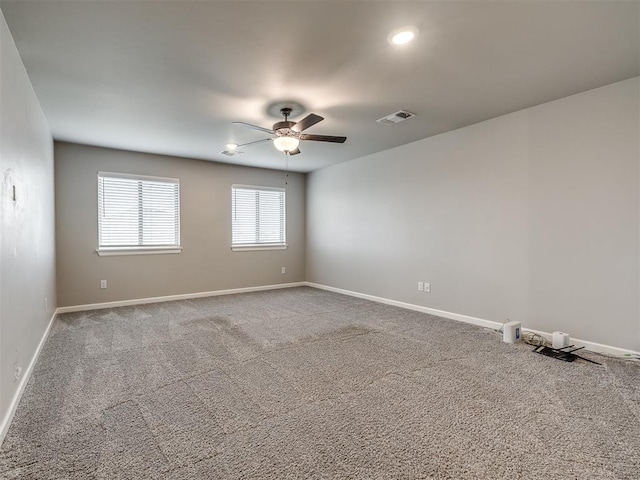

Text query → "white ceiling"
[1,0,638,172]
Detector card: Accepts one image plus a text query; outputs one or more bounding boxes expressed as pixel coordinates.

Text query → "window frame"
[96,171,182,256]
[231,184,287,251]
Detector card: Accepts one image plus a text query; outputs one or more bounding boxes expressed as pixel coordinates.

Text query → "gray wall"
[307,78,640,351]
[1,13,56,439]
[55,142,305,307]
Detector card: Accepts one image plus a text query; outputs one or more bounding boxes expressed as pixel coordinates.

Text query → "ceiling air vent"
[376,110,416,125]
[219,149,243,156]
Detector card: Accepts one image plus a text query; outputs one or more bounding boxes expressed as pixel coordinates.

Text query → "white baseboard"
[56,282,307,313]
[0,308,58,446]
[305,282,503,330]
[305,282,640,357]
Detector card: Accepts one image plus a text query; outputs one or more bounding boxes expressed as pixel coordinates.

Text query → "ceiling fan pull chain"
[284,154,289,187]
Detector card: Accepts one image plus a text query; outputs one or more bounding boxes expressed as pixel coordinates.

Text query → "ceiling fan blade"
[237,138,272,148]
[232,121,274,134]
[288,147,301,156]
[300,134,347,143]
[291,113,324,133]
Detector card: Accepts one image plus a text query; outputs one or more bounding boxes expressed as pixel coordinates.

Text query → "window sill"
[231,245,288,252]
[96,247,183,257]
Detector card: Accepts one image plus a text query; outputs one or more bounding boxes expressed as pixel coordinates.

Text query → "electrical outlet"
[14,365,22,382]
[424,282,431,293]
[100,280,107,289]
[44,297,48,310]
[418,281,424,292]
[281,267,286,274]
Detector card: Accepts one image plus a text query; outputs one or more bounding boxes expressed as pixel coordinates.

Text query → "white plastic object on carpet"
[553,331,570,349]
[503,321,522,344]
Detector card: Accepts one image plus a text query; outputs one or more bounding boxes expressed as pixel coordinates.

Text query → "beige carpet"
[1,287,639,479]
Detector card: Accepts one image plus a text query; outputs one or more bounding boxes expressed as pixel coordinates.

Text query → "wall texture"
[307,78,640,351]
[0,13,56,440]
[54,142,305,307]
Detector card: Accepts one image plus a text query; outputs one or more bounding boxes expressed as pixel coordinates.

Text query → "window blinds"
[232,185,286,247]
[98,172,180,249]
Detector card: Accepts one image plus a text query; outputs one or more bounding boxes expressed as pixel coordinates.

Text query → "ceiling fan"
[233,107,346,155]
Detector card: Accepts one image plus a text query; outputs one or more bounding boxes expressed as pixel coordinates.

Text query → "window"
[231,185,286,250]
[97,172,181,255]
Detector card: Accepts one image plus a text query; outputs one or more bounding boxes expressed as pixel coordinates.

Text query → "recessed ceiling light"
[226,143,238,150]
[388,26,419,46]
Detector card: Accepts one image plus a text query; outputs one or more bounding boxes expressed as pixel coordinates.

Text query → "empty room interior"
[1,1,639,478]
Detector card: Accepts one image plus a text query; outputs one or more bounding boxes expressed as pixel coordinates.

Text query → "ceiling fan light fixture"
[388,26,419,45]
[273,136,300,152]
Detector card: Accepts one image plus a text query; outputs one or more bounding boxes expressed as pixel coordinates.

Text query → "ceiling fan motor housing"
[273,121,297,137]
